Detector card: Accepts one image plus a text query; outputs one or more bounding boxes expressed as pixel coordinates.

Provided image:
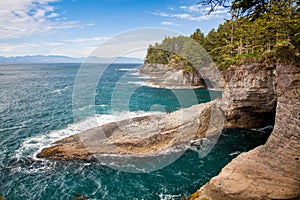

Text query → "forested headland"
[145,0,299,70]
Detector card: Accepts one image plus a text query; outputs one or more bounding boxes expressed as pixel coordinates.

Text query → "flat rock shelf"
[37,100,224,161]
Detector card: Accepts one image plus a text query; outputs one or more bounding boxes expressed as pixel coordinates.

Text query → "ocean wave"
[229,151,242,156]
[89,143,189,173]
[159,193,181,200]
[115,68,138,71]
[51,86,71,94]
[128,72,140,76]
[127,81,161,88]
[96,104,108,107]
[250,125,274,133]
[15,110,162,160]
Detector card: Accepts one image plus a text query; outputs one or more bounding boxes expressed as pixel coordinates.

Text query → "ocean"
[0,63,271,199]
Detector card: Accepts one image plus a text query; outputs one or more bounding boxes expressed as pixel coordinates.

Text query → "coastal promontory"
[37,100,224,160]
[139,63,207,89]
[190,63,300,200]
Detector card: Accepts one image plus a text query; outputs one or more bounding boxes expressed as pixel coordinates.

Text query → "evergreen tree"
[145,0,299,69]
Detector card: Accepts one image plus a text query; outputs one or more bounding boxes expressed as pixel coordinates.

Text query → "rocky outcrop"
[37,100,224,160]
[222,63,277,128]
[139,63,206,88]
[191,64,300,200]
[139,63,172,77]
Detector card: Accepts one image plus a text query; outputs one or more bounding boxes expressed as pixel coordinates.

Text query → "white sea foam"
[129,72,140,76]
[127,81,149,86]
[137,75,151,79]
[115,68,138,71]
[229,151,241,156]
[207,88,222,91]
[51,86,71,94]
[15,111,162,160]
[91,143,188,172]
[250,125,274,132]
[127,81,161,88]
[159,193,181,200]
[96,104,108,107]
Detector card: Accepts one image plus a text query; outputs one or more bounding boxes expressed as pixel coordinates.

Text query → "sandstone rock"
[192,64,300,200]
[139,63,173,77]
[222,63,277,128]
[139,63,207,88]
[37,100,224,161]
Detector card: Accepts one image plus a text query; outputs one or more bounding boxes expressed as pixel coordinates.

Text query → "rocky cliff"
[37,100,224,161]
[222,63,277,128]
[139,63,207,88]
[190,64,300,200]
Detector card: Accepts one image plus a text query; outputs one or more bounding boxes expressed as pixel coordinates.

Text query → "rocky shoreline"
[139,63,208,89]
[37,100,224,160]
[36,62,299,199]
[189,63,300,200]
[222,63,277,128]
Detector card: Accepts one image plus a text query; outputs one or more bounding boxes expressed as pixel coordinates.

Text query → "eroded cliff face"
[139,63,206,88]
[192,64,300,200]
[222,63,277,128]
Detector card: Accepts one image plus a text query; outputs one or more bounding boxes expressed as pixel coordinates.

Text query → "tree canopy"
[204,0,300,68]
[145,35,211,72]
[198,0,290,19]
[145,0,299,70]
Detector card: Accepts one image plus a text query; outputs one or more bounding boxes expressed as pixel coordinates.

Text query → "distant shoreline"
[0,55,143,64]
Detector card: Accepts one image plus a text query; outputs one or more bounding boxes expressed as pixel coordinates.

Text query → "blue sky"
[0,0,230,58]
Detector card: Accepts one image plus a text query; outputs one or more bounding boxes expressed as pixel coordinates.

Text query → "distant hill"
[0,55,143,64]
[84,56,143,63]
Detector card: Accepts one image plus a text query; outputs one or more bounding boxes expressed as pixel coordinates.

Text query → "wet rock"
[222,63,277,128]
[193,64,300,200]
[37,100,224,160]
[139,63,207,88]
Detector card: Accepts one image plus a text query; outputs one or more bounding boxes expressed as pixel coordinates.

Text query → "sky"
[0,0,230,58]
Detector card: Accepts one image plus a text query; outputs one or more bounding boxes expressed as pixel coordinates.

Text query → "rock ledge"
[37,100,224,161]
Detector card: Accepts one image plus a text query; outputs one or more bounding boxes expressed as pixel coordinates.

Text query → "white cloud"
[0,43,39,55]
[48,45,97,57]
[64,37,109,43]
[0,0,88,39]
[86,23,95,26]
[181,4,229,15]
[173,13,191,19]
[47,12,59,18]
[174,13,212,21]
[212,7,229,14]
[151,12,216,22]
[180,4,202,13]
[89,28,181,59]
[149,12,169,17]
[161,21,173,25]
[41,42,65,46]
[161,21,180,27]
[150,4,229,22]
[0,36,108,57]
[0,34,119,57]
[0,41,95,57]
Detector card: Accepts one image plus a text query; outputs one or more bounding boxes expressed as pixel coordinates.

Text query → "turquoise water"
[0,63,271,199]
